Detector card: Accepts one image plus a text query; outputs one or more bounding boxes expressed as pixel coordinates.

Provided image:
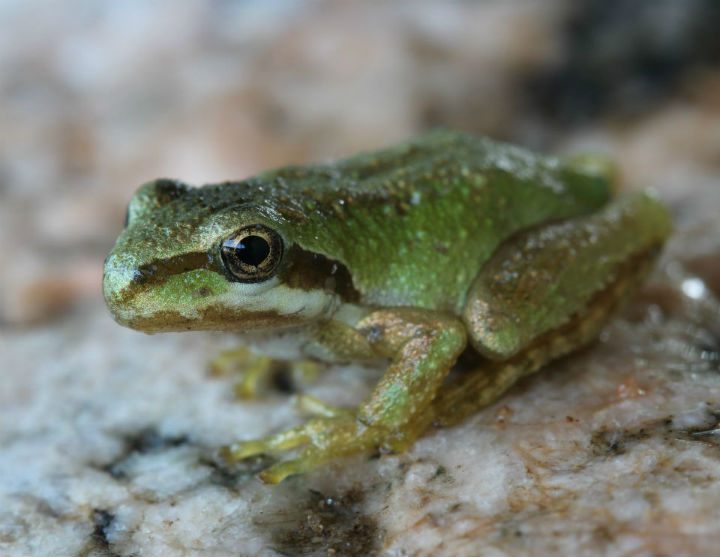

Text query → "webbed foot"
[220,412,391,484]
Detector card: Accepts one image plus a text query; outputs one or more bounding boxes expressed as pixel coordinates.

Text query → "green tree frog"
[103,130,671,483]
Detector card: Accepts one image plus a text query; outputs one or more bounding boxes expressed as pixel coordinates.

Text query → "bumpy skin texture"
[103,130,672,483]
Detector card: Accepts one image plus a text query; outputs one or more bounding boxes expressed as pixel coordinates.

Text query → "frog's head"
[103,179,354,333]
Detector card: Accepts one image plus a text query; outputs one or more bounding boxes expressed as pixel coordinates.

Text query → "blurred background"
[2,0,720,327]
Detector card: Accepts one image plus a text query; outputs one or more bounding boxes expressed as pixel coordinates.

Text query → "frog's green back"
[248,130,612,311]
[123,131,613,313]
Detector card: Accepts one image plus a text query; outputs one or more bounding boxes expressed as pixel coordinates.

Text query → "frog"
[103,130,672,484]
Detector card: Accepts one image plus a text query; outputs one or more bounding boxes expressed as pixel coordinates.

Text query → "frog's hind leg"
[462,192,671,362]
[433,216,666,428]
[435,251,720,427]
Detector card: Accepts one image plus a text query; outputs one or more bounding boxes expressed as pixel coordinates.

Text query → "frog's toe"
[220,422,313,462]
[295,393,354,418]
[256,452,317,484]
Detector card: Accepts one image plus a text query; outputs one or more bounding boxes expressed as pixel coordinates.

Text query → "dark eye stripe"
[131,252,216,287]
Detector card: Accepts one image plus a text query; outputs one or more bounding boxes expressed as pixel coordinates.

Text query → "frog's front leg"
[221,308,467,484]
[210,347,275,398]
[210,347,323,399]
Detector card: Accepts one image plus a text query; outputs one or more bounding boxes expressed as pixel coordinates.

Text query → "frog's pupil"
[238,235,270,266]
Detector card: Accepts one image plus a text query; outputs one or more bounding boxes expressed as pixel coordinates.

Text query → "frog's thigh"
[355,308,467,431]
[463,192,671,360]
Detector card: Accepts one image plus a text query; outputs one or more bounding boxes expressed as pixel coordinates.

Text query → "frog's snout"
[102,253,138,323]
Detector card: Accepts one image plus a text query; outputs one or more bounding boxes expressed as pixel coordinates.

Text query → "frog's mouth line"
[111,305,301,333]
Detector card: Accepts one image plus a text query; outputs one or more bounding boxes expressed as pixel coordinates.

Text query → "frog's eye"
[220,224,284,283]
